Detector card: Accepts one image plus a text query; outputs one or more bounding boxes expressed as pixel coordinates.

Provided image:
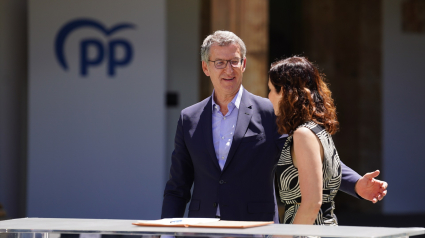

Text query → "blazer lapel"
[200,97,221,171]
[222,89,253,172]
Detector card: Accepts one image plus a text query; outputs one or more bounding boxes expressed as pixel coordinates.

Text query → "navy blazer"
[161,88,360,221]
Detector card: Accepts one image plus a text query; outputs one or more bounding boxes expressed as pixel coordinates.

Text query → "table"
[0,218,424,238]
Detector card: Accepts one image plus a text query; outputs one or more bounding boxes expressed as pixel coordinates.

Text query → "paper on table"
[189,220,273,228]
[133,218,220,227]
[132,218,273,228]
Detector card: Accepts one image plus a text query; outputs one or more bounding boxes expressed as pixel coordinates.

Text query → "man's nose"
[224,61,234,73]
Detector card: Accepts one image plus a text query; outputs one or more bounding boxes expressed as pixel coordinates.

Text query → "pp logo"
[55,19,135,77]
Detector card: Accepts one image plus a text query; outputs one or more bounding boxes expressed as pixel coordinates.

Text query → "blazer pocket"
[241,133,265,143]
[188,199,200,211]
[247,202,275,214]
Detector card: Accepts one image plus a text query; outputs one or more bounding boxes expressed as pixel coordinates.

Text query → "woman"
[268,56,341,225]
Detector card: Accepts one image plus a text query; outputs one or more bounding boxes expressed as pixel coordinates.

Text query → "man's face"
[202,43,246,98]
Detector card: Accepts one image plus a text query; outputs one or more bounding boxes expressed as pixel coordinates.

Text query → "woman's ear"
[279,87,284,97]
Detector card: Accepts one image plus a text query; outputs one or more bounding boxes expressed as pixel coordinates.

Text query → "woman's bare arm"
[292,127,323,225]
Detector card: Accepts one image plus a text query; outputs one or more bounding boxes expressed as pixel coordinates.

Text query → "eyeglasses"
[208,58,243,69]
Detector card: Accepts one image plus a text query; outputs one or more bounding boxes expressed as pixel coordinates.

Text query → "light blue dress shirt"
[211,87,243,171]
[211,86,242,217]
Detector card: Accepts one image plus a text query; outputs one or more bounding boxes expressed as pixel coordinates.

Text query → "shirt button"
[213,202,217,207]
[221,156,224,159]
[223,117,226,120]
[222,136,224,139]
[219,180,225,184]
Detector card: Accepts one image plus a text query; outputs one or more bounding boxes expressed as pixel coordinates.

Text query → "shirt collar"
[211,85,244,111]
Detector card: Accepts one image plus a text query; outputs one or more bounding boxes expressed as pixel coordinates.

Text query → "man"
[161,31,387,222]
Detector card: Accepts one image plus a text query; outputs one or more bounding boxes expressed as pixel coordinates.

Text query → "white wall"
[27,0,166,219]
[165,0,200,180]
[165,0,200,217]
[0,0,200,219]
[0,0,27,218]
[382,0,425,214]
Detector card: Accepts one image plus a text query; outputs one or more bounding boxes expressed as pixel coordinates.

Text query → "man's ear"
[202,61,210,76]
[241,58,247,72]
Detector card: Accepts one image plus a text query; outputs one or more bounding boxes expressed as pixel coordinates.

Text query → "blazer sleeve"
[161,114,194,218]
[340,161,362,199]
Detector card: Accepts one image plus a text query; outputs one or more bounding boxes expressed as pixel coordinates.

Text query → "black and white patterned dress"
[276,121,342,225]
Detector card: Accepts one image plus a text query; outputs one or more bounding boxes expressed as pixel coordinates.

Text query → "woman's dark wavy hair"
[269,56,339,135]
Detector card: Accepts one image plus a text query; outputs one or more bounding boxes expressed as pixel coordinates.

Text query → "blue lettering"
[55,18,136,77]
[80,39,104,76]
[108,40,133,76]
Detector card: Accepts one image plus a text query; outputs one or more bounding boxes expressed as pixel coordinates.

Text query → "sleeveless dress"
[276,121,342,225]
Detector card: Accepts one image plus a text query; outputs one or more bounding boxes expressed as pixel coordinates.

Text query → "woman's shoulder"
[297,121,327,135]
[292,121,328,147]
[293,126,318,144]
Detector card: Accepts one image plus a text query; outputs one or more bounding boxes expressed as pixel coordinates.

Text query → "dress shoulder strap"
[297,121,325,136]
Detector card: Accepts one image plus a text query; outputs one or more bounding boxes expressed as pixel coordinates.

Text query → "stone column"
[302,0,382,214]
[200,0,269,99]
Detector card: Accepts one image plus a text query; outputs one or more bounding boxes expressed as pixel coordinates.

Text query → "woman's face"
[268,79,283,116]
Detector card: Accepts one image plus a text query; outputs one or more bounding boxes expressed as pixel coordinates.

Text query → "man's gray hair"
[201,30,247,63]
